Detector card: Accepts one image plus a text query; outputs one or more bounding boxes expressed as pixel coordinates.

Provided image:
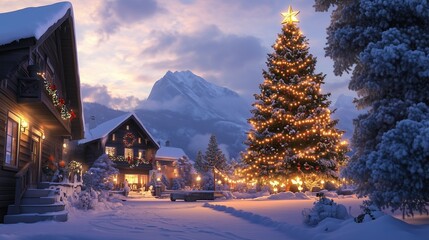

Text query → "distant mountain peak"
[148,70,238,102]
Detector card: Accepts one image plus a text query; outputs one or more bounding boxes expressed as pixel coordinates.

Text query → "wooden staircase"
[3,188,68,224]
[2,162,68,224]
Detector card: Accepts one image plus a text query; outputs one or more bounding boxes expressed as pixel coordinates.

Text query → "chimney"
[165,140,170,147]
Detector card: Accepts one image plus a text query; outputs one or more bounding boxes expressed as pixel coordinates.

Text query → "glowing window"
[5,112,20,168]
[125,148,133,160]
[105,146,116,156]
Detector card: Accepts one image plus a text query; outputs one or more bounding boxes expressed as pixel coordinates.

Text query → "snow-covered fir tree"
[194,135,229,190]
[174,156,194,189]
[204,134,228,172]
[83,154,119,191]
[194,150,207,173]
[314,0,429,215]
[242,6,348,190]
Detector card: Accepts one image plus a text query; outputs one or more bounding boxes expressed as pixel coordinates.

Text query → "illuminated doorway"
[124,174,149,191]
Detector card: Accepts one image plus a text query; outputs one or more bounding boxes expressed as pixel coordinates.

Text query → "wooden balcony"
[17,77,71,136]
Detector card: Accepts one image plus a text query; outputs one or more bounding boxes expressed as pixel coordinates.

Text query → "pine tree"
[194,150,207,173]
[204,134,228,172]
[83,154,119,191]
[242,6,348,190]
[315,0,429,216]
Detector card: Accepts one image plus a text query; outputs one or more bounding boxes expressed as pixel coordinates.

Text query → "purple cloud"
[97,0,163,35]
[81,83,144,110]
[141,25,267,99]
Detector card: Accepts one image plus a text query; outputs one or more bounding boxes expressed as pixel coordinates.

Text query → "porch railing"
[10,162,32,214]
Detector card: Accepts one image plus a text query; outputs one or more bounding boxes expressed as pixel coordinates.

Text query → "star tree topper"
[281,5,300,24]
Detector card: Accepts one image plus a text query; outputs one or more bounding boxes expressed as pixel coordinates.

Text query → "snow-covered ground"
[1,192,428,240]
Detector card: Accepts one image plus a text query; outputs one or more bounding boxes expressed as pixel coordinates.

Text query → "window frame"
[138,149,146,160]
[124,148,133,160]
[4,112,21,170]
[105,146,116,156]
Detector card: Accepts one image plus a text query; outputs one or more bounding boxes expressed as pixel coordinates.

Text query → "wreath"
[123,132,136,147]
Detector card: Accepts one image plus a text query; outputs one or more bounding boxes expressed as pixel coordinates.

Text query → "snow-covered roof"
[156,147,189,161]
[0,2,72,46]
[78,113,159,148]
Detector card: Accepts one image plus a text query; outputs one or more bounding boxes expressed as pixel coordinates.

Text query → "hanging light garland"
[37,72,76,120]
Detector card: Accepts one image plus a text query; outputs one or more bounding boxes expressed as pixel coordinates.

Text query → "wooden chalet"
[155,145,190,187]
[78,113,159,191]
[0,2,84,222]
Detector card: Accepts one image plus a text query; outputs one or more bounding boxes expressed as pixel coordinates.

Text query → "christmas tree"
[242,6,348,191]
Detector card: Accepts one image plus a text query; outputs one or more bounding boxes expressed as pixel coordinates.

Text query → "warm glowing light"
[21,120,28,133]
[281,6,300,24]
[196,175,201,182]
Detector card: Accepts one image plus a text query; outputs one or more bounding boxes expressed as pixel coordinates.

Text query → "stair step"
[3,210,68,224]
[37,182,51,189]
[24,189,54,198]
[21,196,56,205]
[8,202,65,214]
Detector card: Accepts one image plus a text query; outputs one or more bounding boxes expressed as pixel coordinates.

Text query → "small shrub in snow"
[172,178,182,190]
[73,189,98,211]
[354,200,384,223]
[302,193,349,226]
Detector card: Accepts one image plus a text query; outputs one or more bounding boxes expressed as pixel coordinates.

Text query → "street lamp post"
[213,167,216,191]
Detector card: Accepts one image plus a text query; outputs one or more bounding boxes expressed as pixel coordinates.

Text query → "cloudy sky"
[1,0,354,110]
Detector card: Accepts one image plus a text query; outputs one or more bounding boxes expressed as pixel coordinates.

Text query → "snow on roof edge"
[78,113,159,149]
[0,2,72,46]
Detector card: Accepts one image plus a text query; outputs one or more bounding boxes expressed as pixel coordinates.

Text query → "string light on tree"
[241,5,349,191]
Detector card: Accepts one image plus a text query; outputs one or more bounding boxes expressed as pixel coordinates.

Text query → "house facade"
[154,145,193,189]
[0,3,84,221]
[78,113,159,191]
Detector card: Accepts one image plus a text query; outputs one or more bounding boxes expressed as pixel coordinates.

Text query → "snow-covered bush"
[83,154,118,191]
[69,188,124,211]
[172,178,182,190]
[72,189,98,211]
[302,193,349,226]
[354,201,384,223]
[201,172,214,190]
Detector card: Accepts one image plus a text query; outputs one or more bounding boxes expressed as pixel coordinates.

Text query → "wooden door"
[31,134,42,187]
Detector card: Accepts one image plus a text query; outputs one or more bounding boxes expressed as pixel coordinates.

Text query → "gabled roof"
[0,2,72,46]
[79,113,160,149]
[0,2,84,139]
[156,147,189,160]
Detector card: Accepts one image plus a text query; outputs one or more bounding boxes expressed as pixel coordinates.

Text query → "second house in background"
[77,113,159,191]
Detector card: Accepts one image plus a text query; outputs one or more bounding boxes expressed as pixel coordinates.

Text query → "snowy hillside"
[83,102,127,128]
[137,70,250,159]
[143,70,249,122]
